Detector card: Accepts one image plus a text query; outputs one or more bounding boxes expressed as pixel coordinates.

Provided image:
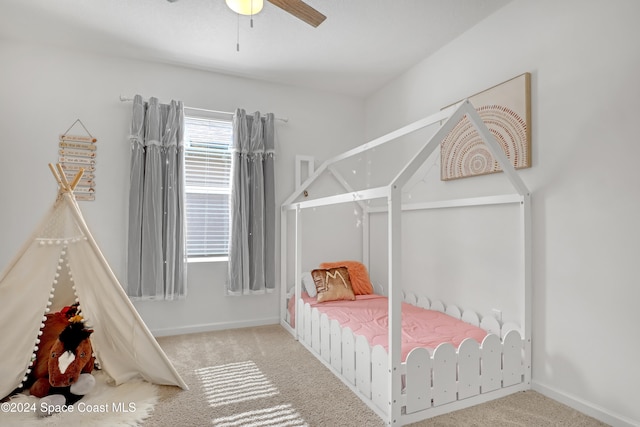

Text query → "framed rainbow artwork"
[441,73,531,181]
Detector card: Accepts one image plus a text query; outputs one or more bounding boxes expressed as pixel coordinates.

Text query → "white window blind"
[184,115,233,258]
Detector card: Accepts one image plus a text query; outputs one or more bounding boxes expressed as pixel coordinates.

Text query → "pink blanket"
[289,293,487,361]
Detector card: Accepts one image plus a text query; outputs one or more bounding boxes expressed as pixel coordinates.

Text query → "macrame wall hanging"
[58,119,97,201]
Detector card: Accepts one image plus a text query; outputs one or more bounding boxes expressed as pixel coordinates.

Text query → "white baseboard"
[149,317,280,337]
[532,381,638,427]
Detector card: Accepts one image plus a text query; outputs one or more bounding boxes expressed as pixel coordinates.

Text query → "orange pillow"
[319,261,374,295]
[311,267,356,303]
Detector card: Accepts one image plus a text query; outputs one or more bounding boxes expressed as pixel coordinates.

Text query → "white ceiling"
[0,0,511,97]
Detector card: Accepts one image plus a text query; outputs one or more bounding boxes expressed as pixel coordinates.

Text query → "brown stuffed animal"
[28,308,95,398]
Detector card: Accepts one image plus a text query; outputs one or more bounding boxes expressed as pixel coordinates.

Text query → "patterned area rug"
[0,371,158,426]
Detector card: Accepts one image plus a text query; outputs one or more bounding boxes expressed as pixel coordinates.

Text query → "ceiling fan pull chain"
[236,13,240,51]
[250,0,254,28]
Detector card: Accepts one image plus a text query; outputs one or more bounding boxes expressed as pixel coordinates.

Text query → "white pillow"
[301,271,316,297]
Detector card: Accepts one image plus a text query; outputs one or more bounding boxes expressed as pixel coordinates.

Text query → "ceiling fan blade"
[267,0,326,27]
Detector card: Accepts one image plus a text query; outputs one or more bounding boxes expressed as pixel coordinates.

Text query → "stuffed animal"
[24,305,96,417]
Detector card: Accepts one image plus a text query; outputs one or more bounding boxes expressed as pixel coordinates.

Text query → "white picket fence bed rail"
[286,291,528,424]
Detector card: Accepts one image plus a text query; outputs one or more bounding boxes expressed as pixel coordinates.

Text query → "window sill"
[187,256,228,264]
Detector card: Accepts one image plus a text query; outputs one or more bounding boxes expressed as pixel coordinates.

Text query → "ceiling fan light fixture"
[225,0,264,16]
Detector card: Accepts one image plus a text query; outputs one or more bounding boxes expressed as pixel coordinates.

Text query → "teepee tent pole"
[48,163,64,188]
[56,163,70,189]
[69,168,85,190]
[49,163,84,193]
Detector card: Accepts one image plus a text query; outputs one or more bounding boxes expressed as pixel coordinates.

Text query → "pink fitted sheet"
[288,292,487,362]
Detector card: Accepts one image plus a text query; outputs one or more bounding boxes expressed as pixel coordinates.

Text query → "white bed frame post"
[294,205,302,339]
[387,185,403,426]
[464,104,533,385]
[522,193,532,386]
[280,205,288,330]
[363,207,370,271]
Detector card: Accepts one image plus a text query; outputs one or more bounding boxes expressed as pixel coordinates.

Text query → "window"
[184,114,233,259]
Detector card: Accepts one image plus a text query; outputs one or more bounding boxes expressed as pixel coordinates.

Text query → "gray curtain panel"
[227,109,276,295]
[127,95,187,300]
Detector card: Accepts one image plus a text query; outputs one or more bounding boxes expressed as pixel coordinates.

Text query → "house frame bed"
[280,100,532,426]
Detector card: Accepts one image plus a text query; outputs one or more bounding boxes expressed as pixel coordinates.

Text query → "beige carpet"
[149,325,608,427]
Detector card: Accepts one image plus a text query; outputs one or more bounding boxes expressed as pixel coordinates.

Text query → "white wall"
[364,0,640,425]
[0,39,363,335]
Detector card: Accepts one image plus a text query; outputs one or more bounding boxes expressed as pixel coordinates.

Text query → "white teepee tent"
[0,164,188,398]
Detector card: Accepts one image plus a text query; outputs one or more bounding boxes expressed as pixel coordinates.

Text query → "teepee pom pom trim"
[36,237,84,245]
[25,329,44,386]
[21,245,78,387]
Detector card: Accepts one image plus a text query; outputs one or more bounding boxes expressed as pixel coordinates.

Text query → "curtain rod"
[119,96,288,123]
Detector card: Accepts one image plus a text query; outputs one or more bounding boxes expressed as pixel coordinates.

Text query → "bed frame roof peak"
[282,100,529,211]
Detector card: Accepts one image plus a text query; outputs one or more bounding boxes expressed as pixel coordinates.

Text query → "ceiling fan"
[167,0,326,28]
[263,0,326,27]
